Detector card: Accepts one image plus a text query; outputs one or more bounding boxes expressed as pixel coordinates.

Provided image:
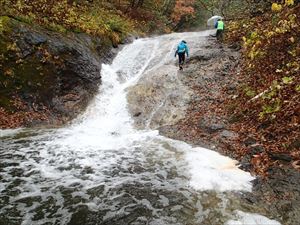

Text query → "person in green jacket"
[215,18,225,41]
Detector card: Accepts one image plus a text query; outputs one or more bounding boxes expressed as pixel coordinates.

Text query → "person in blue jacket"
[175,40,189,70]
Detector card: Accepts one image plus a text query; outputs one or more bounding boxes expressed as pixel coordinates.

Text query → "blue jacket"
[175,41,189,57]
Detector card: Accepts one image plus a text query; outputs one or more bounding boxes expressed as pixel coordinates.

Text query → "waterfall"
[0,31,281,225]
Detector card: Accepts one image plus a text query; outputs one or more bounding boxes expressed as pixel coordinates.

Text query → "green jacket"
[217,21,224,30]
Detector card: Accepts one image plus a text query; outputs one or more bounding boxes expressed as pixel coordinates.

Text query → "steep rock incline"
[127,34,300,224]
[127,65,192,130]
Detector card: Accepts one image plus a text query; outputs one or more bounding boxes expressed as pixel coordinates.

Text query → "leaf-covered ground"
[160,3,299,176]
[158,33,300,224]
[0,97,51,128]
[224,3,300,176]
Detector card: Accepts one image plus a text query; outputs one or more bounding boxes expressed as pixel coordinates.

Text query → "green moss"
[0,16,11,35]
[3,57,55,94]
[14,15,34,25]
[0,16,13,57]
[48,23,67,33]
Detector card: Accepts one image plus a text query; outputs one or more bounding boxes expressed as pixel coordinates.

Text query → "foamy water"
[0,31,281,225]
[225,211,282,225]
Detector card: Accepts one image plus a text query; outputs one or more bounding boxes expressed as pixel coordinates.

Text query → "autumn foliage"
[0,0,205,39]
[226,1,300,175]
[171,0,195,23]
[0,97,50,128]
[1,0,134,45]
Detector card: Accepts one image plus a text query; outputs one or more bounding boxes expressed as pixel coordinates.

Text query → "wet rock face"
[127,65,192,130]
[142,36,300,225]
[241,166,300,225]
[0,16,114,127]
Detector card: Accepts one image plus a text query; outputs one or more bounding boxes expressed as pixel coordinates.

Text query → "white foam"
[172,141,254,192]
[1,31,264,224]
[0,128,23,137]
[152,138,254,192]
[225,211,282,225]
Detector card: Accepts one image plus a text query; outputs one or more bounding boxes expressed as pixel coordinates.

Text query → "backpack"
[177,43,186,53]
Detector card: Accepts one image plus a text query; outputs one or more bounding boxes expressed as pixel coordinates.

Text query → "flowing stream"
[0,31,281,225]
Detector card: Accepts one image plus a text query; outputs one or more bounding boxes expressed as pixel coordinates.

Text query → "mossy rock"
[0,18,58,110]
[0,16,115,126]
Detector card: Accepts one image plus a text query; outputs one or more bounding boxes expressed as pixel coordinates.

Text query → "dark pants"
[216,29,223,41]
[178,52,185,66]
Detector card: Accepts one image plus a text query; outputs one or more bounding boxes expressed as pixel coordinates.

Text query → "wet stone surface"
[1,32,296,225]
[127,37,300,225]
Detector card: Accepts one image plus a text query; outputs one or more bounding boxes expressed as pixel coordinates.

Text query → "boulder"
[197,117,226,133]
[0,16,116,127]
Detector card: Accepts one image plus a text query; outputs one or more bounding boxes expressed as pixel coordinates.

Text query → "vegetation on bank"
[225,1,300,175]
[0,0,209,45]
[0,0,274,47]
[1,0,135,45]
[0,0,299,175]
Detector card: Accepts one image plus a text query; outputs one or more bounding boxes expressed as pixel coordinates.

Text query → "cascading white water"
[0,31,281,225]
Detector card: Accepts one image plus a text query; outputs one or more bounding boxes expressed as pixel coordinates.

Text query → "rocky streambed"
[127,36,300,225]
[1,20,299,223]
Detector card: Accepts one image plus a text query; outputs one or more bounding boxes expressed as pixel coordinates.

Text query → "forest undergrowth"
[225,2,300,176]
